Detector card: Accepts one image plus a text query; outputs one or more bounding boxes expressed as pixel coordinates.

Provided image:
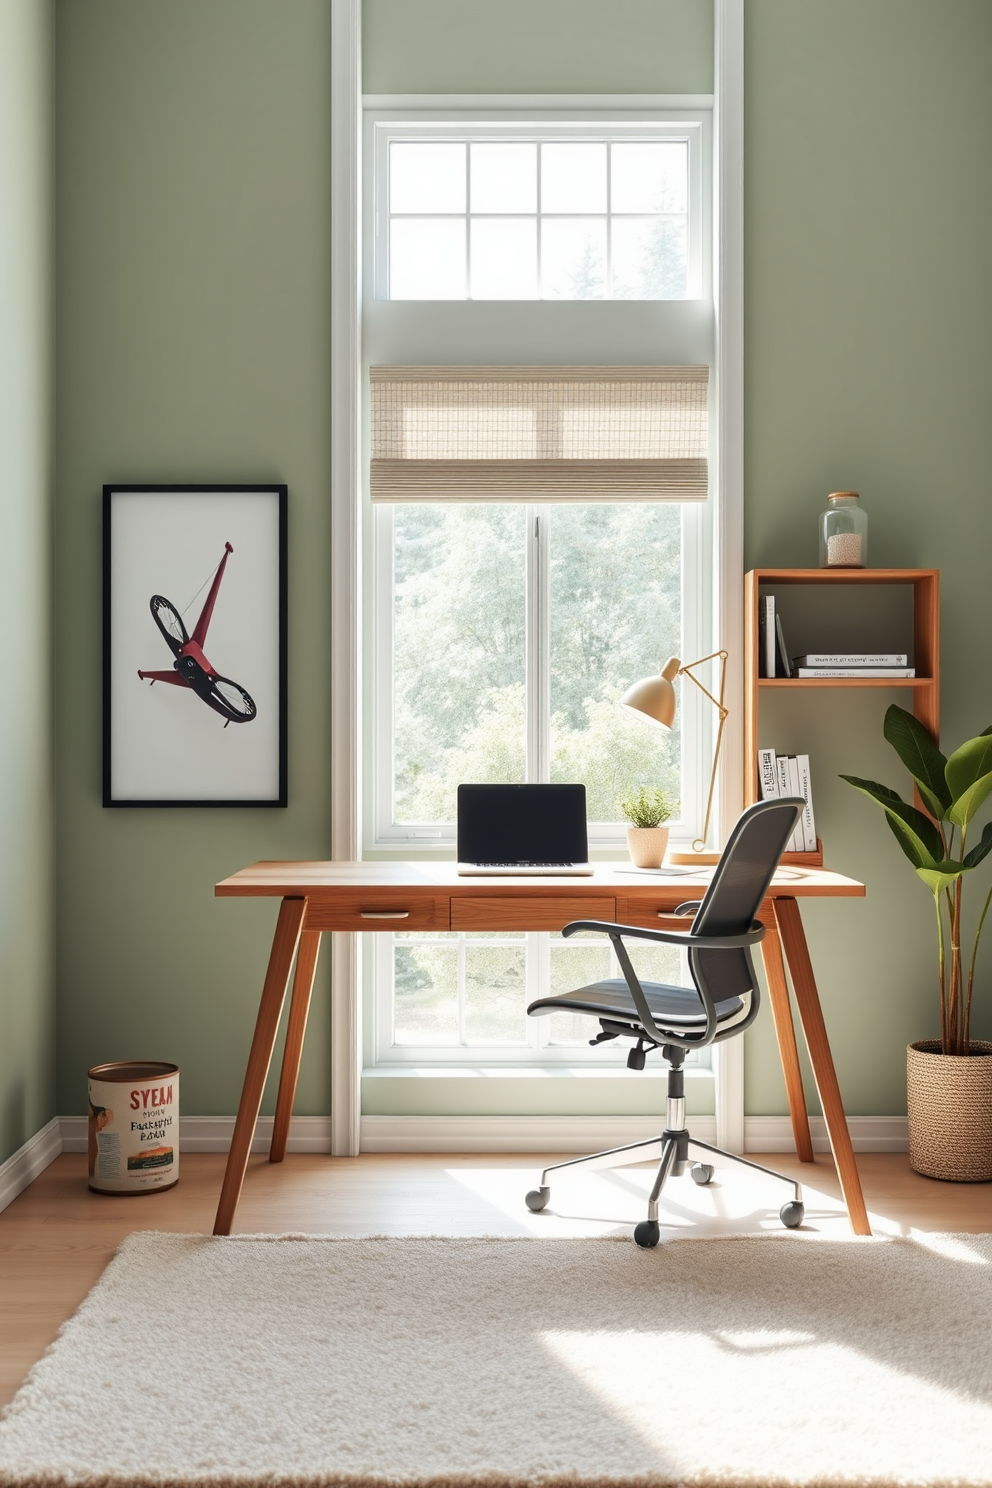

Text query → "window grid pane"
[388,139,689,301]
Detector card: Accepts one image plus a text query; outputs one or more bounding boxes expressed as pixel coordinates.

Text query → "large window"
[363,107,715,1067]
[374,501,706,843]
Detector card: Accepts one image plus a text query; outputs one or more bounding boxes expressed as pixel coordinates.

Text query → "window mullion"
[525,507,550,782]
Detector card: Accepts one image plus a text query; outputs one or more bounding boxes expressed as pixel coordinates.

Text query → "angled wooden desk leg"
[773,896,871,1236]
[270,929,322,1164]
[759,906,814,1163]
[213,897,307,1236]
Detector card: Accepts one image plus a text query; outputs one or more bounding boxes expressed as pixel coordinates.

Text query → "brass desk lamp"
[619,651,729,855]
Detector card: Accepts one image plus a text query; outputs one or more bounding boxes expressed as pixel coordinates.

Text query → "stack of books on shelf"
[758,596,914,678]
[757,748,816,854]
[791,653,914,677]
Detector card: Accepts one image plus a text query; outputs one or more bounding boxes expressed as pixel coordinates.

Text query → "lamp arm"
[677,650,729,852]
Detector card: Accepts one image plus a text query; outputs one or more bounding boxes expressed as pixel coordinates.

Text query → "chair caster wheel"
[634,1220,661,1248]
[780,1200,804,1229]
[690,1163,715,1186]
[525,1187,550,1212]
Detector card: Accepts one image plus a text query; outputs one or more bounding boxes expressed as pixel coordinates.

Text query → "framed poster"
[103,484,287,806]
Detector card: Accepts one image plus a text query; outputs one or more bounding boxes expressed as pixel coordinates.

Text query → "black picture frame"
[103,484,288,807]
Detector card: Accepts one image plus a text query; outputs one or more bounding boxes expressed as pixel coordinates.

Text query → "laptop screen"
[457,784,588,864]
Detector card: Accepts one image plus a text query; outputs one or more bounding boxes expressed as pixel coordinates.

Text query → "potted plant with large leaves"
[842,704,992,1181]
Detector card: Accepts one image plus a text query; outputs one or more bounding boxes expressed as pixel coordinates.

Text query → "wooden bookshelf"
[744,568,940,866]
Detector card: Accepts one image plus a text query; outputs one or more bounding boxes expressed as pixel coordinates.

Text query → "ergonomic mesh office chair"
[525,798,806,1247]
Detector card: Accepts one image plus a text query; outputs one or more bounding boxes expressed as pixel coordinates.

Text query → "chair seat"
[527,978,744,1030]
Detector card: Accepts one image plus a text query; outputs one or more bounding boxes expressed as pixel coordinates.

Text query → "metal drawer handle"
[360,910,411,919]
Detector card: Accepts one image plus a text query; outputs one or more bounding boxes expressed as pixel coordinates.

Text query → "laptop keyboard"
[475,861,573,868]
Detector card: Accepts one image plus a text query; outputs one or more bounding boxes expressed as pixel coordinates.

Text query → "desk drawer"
[615,896,700,931]
[304,896,449,932]
[450,895,616,932]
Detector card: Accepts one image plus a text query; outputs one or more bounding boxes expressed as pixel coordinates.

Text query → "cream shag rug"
[2,1231,992,1488]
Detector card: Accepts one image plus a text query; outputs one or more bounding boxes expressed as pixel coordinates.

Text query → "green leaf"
[946,734,992,826]
[883,705,950,819]
[883,811,938,870]
[916,860,969,895]
[964,820,992,869]
[841,775,944,865]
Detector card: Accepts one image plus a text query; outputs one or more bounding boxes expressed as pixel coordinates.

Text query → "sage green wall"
[0,0,55,1166]
[742,0,992,1117]
[54,0,332,1117]
[52,1,992,1128]
[363,0,713,95]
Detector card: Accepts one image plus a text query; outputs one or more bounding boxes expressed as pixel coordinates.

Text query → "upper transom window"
[374,122,704,302]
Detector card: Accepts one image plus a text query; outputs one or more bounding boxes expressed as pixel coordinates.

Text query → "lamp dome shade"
[618,657,681,730]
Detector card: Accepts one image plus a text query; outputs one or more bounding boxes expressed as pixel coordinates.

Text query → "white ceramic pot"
[626,825,670,869]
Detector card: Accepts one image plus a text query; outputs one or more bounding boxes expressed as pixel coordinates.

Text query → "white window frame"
[364,105,714,856]
[331,0,745,1154]
[369,115,708,303]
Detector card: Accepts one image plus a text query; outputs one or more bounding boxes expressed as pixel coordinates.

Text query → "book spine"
[794,654,908,667]
[764,596,776,681]
[794,667,915,678]
[775,614,792,678]
[785,756,804,852]
[775,756,797,850]
[795,754,816,852]
[757,748,779,800]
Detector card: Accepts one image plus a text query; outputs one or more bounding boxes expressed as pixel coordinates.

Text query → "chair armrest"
[562,918,766,950]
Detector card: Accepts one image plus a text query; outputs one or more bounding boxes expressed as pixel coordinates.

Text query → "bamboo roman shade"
[369,365,709,503]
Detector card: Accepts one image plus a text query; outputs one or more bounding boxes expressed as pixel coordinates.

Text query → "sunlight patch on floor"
[445,1158,903,1239]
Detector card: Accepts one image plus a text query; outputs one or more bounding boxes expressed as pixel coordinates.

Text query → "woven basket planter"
[906,1040,992,1182]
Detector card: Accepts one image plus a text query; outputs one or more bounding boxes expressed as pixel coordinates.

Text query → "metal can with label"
[87,1061,179,1194]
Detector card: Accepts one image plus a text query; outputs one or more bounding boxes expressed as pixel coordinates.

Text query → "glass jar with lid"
[819,491,867,568]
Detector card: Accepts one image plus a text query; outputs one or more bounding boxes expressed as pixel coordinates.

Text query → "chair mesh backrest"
[687,799,804,1004]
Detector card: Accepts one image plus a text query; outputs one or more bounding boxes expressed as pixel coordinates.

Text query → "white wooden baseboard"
[58,1115,334,1155]
[0,1110,909,1209]
[0,1118,63,1215]
[359,1114,718,1153]
[359,1114,909,1154]
[744,1115,909,1153]
[56,1112,909,1157]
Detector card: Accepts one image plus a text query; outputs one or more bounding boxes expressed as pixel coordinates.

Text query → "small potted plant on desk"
[842,704,992,1181]
[620,786,677,869]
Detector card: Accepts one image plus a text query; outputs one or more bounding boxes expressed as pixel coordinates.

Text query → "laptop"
[456,783,593,875]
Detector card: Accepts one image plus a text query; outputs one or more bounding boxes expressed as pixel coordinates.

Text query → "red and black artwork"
[137,542,257,726]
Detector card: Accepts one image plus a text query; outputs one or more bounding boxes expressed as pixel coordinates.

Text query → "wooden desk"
[212,861,868,1237]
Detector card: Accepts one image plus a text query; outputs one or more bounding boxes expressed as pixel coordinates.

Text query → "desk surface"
[216,859,865,900]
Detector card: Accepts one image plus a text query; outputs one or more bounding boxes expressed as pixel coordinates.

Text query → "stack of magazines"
[757,748,816,853]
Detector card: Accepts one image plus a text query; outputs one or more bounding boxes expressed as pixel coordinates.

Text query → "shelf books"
[758,596,792,678]
[793,653,907,666]
[757,748,816,853]
[793,666,915,678]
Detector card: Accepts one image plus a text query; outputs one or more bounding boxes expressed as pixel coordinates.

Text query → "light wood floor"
[2,1149,991,1407]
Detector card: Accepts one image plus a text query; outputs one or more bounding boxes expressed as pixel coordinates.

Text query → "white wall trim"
[744,1116,909,1154]
[359,1113,909,1154]
[330,0,364,1157]
[362,94,715,111]
[360,1114,718,1153]
[713,0,745,1153]
[4,1114,906,1180]
[0,1118,62,1214]
[59,1116,334,1156]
